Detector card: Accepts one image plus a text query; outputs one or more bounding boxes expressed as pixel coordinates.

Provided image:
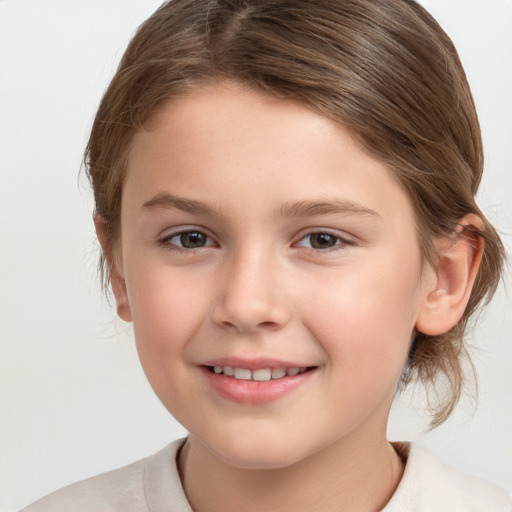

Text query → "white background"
[0,1,511,510]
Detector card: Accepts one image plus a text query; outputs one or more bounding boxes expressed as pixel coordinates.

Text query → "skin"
[97,81,483,511]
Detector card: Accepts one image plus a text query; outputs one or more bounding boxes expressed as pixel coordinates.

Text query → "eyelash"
[294,231,352,251]
[157,230,217,253]
[157,229,354,253]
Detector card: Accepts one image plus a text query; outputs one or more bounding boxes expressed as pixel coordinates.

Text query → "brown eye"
[296,232,344,250]
[179,231,207,248]
[165,230,213,249]
[308,233,339,249]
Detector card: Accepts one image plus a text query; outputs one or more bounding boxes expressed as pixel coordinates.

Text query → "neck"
[178,431,404,512]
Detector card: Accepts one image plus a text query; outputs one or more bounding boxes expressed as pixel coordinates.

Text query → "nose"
[211,250,292,334]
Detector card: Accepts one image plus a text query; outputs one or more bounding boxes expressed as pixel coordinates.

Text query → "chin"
[198,428,313,471]
[215,446,303,471]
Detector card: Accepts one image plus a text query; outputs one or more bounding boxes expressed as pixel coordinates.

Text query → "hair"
[85,0,505,427]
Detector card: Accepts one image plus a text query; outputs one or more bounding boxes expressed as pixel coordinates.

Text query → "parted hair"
[85,0,505,426]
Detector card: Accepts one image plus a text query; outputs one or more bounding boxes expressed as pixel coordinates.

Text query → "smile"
[202,364,317,404]
[207,365,309,381]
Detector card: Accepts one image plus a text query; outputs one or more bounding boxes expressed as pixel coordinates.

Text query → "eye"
[296,232,346,250]
[163,230,215,250]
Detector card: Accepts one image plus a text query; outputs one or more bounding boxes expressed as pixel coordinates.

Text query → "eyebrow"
[276,199,380,219]
[142,192,380,219]
[142,192,219,216]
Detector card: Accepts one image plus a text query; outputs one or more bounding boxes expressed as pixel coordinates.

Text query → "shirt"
[22,438,512,511]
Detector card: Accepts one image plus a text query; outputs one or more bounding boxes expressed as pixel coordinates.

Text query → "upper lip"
[201,357,315,370]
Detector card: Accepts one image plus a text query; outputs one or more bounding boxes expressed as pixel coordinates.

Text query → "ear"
[415,214,484,336]
[94,216,132,322]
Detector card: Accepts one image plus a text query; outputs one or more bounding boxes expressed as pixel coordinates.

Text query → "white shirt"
[22,438,512,511]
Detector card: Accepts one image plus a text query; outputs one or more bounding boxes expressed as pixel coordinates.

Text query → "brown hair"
[85,0,505,426]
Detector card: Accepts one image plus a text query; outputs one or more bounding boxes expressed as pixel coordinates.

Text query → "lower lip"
[201,367,316,404]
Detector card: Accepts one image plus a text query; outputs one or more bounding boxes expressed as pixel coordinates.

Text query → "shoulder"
[21,439,190,512]
[20,456,149,512]
[384,442,512,512]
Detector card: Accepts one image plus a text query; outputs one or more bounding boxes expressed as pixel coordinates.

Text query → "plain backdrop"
[0,1,511,510]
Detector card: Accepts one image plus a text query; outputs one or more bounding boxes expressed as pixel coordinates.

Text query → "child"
[22,0,511,510]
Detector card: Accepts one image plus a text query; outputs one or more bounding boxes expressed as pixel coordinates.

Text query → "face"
[115,81,435,469]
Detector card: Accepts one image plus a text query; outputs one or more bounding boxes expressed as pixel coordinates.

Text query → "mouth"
[205,365,312,381]
[201,363,317,404]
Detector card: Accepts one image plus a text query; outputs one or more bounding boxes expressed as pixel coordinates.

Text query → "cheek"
[125,262,211,370]
[302,255,422,382]
[123,263,217,422]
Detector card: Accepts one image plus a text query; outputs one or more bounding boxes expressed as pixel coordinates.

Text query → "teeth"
[252,368,271,381]
[271,367,286,379]
[211,365,307,381]
[223,366,234,376]
[233,368,252,380]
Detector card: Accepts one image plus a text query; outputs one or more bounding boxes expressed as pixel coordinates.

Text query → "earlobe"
[415,214,484,336]
[94,216,132,323]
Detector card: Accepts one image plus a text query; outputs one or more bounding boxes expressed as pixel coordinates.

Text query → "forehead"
[136,80,356,163]
[124,81,416,228]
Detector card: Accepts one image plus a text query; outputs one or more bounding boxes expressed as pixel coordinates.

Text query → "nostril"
[257,320,283,331]
[212,297,292,333]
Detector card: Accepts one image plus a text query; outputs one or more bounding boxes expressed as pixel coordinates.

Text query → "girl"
[20,0,511,510]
